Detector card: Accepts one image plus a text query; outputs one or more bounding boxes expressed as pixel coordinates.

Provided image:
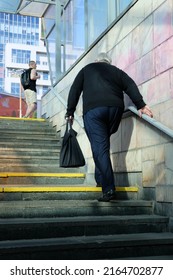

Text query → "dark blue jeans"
[83,106,123,194]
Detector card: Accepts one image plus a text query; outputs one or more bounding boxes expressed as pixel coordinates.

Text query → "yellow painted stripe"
[0,174,7,178]
[0,186,138,193]
[0,116,45,122]
[116,186,138,192]
[0,173,85,178]
[2,187,100,193]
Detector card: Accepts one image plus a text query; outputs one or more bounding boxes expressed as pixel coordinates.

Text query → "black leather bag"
[60,121,85,168]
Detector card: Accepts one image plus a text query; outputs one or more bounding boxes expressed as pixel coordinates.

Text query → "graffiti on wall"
[0,94,26,117]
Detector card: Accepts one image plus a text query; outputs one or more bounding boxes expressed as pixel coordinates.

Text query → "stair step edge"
[0,186,138,193]
[0,232,173,248]
[0,214,169,224]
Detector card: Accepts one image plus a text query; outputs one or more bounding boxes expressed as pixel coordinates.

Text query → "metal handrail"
[128,106,173,139]
[47,86,173,138]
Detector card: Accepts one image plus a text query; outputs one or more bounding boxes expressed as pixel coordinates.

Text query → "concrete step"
[0,215,169,241]
[0,172,85,185]
[0,122,52,129]
[117,254,173,259]
[0,117,61,170]
[0,133,58,141]
[0,232,173,260]
[0,117,59,136]
[0,164,78,173]
[0,117,49,129]
[0,200,153,218]
[0,147,60,158]
[0,128,57,135]
[0,155,59,161]
[0,149,59,157]
[0,140,60,149]
[0,158,59,167]
[0,185,139,201]
[0,134,58,141]
[0,116,46,123]
[0,142,60,149]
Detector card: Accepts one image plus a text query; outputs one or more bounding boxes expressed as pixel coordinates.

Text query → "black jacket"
[66,62,146,117]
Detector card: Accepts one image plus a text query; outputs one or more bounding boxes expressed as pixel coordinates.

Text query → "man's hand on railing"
[138,105,153,118]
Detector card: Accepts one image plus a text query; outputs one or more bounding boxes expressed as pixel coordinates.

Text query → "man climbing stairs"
[0,116,173,260]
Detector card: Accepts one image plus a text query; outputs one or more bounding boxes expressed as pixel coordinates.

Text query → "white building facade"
[0,12,51,117]
[4,43,50,101]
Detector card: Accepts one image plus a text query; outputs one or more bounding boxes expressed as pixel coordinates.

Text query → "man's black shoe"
[96,184,102,187]
[98,190,116,202]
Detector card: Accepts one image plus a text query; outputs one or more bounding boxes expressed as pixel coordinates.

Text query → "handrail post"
[19,83,22,118]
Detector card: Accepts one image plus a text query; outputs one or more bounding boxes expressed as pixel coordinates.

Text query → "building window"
[23,16,27,24]
[119,0,132,14]
[59,0,133,75]
[12,49,31,64]
[87,0,108,46]
[43,72,49,80]
[11,83,20,96]
[43,86,49,94]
